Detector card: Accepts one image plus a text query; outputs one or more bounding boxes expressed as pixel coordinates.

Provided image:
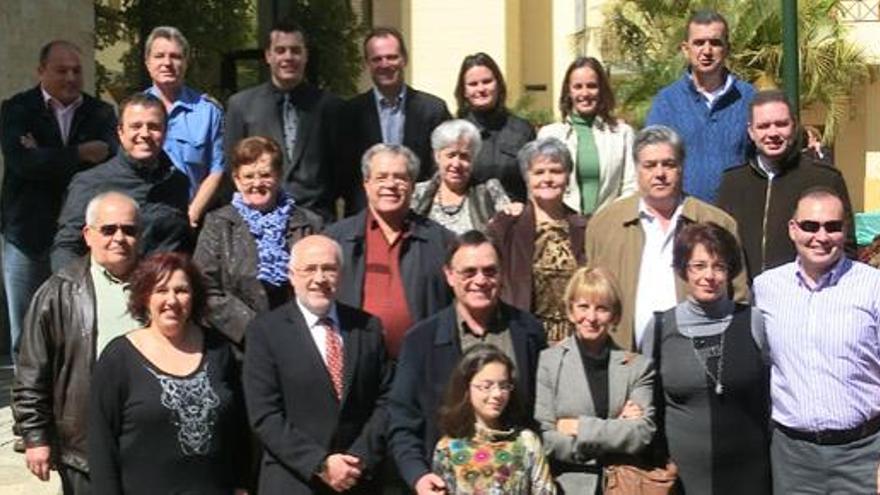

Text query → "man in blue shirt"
[646,10,755,203]
[144,26,225,228]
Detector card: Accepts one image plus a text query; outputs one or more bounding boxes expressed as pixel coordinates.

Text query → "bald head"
[82,192,140,278]
[289,235,343,315]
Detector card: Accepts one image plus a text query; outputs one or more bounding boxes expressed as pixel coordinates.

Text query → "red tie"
[321,318,344,400]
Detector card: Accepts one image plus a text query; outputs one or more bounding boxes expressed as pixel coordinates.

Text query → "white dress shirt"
[41,85,82,145]
[295,299,343,364]
[633,199,683,349]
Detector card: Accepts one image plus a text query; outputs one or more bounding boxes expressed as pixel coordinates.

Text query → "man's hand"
[188,204,203,229]
[501,201,525,217]
[77,140,111,164]
[556,417,579,436]
[414,473,446,495]
[20,133,37,149]
[318,453,362,492]
[25,445,52,481]
[618,400,644,419]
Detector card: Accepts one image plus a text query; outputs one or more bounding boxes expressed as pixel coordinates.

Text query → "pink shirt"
[41,86,82,145]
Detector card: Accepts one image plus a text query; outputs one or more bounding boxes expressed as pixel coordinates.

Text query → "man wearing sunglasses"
[51,93,192,271]
[754,187,880,494]
[13,192,141,494]
[717,89,854,279]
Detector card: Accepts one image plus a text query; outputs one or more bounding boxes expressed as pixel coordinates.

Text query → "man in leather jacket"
[12,191,141,494]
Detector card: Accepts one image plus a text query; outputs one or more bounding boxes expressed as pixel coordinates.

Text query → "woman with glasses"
[535,267,656,494]
[488,137,588,345]
[432,343,556,494]
[642,222,771,494]
[194,136,322,354]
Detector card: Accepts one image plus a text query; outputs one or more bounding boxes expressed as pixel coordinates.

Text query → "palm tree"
[602,0,869,142]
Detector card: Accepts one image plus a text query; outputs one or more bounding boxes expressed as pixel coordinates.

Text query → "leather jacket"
[193,203,323,349]
[12,256,97,472]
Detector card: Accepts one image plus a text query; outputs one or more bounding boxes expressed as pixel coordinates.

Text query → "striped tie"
[321,318,344,400]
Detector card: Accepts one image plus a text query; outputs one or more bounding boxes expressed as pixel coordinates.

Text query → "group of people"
[2,6,879,495]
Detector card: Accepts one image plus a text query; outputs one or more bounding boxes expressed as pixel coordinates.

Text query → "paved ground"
[0,364,59,494]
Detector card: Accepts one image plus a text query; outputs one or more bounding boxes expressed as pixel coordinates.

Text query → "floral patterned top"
[432,425,557,495]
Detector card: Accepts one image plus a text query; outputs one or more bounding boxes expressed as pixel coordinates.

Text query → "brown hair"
[437,344,525,439]
[127,252,206,325]
[118,93,167,125]
[363,27,408,61]
[672,222,743,280]
[231,136,283,175]
[454,52,508,117]
[559,57,616,124]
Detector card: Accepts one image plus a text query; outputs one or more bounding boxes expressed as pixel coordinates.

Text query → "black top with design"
[88,329,247,495]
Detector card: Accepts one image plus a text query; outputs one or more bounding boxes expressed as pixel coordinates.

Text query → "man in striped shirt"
[754,186,880,494]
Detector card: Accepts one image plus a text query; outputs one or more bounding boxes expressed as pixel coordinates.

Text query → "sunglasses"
[795,220,844,234]
[96,224,138,237]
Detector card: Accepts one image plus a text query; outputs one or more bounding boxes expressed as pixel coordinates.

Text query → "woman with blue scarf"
[194,136,323,355]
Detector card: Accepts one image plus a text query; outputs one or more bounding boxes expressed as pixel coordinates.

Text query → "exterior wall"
[520,0,554,112]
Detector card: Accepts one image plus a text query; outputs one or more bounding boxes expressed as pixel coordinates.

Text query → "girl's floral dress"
[432,424,557,495]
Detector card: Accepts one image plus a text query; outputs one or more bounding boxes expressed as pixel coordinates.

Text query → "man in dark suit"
[225,19,342,220]
[388,230,547,495]
[0,40,117,363]
[244,234,392,494]
[341,27,451,213]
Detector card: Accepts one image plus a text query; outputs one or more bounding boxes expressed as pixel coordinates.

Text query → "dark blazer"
[716,151,855,279]
[0,86,117,254]
[193,203,323,349]
[243,301,392,495]
[487,204,588,311]
[323,210,454,322]
[465,110,536,202]
[340,86,451,213]
[225,82,343,220]
[387,302,547,488]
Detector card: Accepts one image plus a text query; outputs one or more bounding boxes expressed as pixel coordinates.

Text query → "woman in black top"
[455,52,535,202]
[89,252,248,495]
[643,223,770,495]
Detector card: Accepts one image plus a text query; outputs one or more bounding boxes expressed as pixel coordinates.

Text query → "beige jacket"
[538,116,637,213]
[585,194,750,350]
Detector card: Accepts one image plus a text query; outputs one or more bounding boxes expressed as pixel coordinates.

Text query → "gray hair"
[430,119,483,157]
[517,137,573,179]
[632,125,685,166]
[290,235,344,271]
[360,143,420,183]
[85,191,140,226]
[145,26,190,59]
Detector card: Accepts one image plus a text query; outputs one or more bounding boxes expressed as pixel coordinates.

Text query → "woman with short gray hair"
[411,119,517,233]
[488,137,589,344]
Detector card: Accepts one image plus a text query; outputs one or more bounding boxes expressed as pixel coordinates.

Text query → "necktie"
[282,93,298,163]
[321,318,344,400]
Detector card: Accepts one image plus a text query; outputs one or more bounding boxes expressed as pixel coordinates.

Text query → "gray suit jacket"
[534,338,656,494]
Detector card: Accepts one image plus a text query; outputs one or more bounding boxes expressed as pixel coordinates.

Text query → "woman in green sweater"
[538,57,636,214]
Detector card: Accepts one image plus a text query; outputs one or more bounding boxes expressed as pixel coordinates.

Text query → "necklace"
[437,188,465,216]
[688,332,726,395]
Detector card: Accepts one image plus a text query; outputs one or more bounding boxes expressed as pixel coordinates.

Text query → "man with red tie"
[243,235,392,494]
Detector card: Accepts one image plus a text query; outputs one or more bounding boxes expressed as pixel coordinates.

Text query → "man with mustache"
[585,125,749,351]
[52,93,192,270]
[716,89,854,279]
[340,27,451,214]
[646,10,756,203]
[225,18,343,221]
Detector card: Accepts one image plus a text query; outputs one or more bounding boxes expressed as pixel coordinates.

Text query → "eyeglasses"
[795,220,844,234]
[470,381,515,393]
[292,264,339,277]
[95,224,138,237]
[454,267,499,280]
[686,261,729,275]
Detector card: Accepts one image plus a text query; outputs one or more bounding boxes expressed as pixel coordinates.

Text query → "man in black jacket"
[13,192,141,494]
[717,90,854,279]
[340,27,451,213]
[0,40,117,363]
[244,234,392,494]
[225,18,343,220]
[387,230,547,495]
[51,93,192,271]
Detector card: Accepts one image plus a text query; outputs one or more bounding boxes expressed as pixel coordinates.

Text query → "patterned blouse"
[531,220,578,343]
[433,425,557,495]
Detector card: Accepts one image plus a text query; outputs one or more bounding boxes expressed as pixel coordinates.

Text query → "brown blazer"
[585,194,750,350]
[487,203,588,311]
